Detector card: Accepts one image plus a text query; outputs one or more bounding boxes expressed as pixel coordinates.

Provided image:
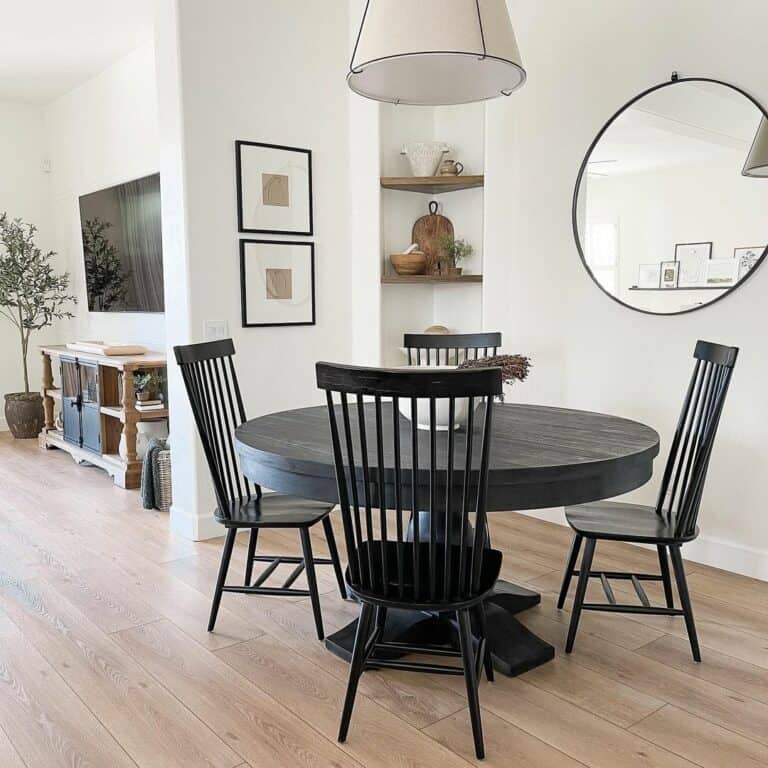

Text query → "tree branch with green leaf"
[0,214,77,393]
[82,217,130,311]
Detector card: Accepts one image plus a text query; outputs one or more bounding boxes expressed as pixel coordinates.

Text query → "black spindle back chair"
[316,362,504,759]
[557,340,738,662]
[404,331,502,367]
[174,339,346,639]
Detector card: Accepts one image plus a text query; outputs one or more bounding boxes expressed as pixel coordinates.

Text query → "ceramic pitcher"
[401,142,449,176]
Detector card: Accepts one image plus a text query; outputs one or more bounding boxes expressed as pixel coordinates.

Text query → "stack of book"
[135,398,164,413]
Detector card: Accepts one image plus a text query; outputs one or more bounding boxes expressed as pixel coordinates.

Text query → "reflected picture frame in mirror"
[573,75,768,315]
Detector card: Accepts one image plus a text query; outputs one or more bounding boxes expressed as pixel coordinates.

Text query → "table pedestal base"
[324,579,554,677]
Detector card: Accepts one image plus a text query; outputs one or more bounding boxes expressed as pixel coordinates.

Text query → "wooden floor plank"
[216,633,474,768]
[0,611,136,768]
[0,572,240,768]
[424,707,588,767]
[113,619,362,768]
[520,609,768,747]
[629,704,768,768]
[638,633,768,706]
[436,674,698,768]
[2,433,768,768]
[0,725,26,768]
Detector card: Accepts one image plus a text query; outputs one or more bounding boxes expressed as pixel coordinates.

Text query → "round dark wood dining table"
[235,402,659,676]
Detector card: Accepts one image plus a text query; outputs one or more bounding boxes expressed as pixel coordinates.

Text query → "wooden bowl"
[390,251,427,275]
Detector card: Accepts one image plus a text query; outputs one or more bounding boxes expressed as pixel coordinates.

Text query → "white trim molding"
[169,504,221,541]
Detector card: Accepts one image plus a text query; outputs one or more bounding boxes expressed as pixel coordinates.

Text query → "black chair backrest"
[656,340,738,538]
[404,332,502,366]
[316,362,503,602]
[174,339,256,513]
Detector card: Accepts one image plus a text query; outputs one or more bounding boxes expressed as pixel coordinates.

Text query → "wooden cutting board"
[412,201,453,274]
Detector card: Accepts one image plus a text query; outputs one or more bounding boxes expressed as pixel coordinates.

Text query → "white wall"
[156,0,353,538]
[0,101,55,427]
[483,0,768,578]
[45,42,163,350]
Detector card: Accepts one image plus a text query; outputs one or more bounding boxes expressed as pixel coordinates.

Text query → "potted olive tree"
[0,214,76,438]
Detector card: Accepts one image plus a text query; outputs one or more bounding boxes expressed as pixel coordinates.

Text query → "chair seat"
[346,541,503,609]
[565,501,698,544]
[216,493,334,528]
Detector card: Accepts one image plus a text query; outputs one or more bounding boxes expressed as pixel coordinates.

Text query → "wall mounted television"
[79,173,164,313]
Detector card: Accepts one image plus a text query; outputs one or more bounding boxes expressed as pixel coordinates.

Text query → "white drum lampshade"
[743,117,768,177]
[348,0,526,105]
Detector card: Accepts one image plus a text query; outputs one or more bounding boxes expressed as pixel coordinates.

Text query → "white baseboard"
[169,504,221,541]
[0,417,7,432]
[517,508,768,583]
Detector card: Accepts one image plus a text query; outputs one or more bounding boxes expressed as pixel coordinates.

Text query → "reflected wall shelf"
[380,175,484,194]
[382,273,483,284]
[628,286,728,292]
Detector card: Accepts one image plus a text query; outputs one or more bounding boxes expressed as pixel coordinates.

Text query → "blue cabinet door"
[80,362,101,453]
[61,358,81,446]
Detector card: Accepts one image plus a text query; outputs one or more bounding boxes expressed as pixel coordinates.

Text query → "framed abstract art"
[240,239,316,327]
[236,141,313,235]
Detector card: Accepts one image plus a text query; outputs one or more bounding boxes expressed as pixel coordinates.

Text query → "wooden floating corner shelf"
[380,175,484,194]
[382,273,483,285]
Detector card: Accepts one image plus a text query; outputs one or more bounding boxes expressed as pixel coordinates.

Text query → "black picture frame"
[235,140,314,236]
[674,241,712,287]
[572,75,768,316]
[240,239,316,328]
[659,260,680,289]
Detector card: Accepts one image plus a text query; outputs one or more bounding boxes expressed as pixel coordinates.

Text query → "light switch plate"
[204,320,228,342]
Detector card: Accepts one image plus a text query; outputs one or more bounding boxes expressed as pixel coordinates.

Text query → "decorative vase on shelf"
[401,142,449,176]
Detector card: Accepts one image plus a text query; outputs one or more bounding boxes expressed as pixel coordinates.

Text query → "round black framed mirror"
[573,76,768,315]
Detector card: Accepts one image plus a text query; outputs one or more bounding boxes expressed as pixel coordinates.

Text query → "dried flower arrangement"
[458,354,532,387]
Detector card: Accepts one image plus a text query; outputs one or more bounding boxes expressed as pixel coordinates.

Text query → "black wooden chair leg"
[244,528,259,587]
[669,546,701,662]
[208,528,237,632]
[300,527,325,640]
[338,602,375,743]
[375,605,388,636]
[557,533,583,609]
[457,609,485,760]
[477,603,494,682]
[322,516,347,600]
[565,537,596,653]
[657,545,674,609]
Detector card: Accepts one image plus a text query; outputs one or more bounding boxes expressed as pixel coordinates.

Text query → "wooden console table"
[39,345,167,489]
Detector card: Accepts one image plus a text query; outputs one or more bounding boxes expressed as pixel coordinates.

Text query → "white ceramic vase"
[401,142,449,176]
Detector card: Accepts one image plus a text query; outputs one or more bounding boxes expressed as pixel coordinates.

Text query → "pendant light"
[347,0,526,106]
[743,117,768,177]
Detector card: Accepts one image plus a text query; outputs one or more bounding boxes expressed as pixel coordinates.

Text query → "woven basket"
[152,449,173,513]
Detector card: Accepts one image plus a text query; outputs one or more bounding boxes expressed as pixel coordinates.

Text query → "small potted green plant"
[133,370,165,402]
[437,235,474,276]
[0,214,76,438]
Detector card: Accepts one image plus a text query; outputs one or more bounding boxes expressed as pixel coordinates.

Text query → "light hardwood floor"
[1,431,767,767]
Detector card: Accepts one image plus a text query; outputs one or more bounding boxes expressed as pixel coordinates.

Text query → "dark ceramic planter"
[4,392,44,439]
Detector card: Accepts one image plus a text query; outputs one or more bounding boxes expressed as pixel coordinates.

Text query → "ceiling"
[588,81,760,176]
[0,0,154,104]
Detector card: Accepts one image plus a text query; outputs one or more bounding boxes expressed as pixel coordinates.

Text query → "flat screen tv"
[79,173,164,313]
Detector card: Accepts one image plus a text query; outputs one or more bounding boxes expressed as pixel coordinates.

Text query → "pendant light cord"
[476,0,488,60]
[349,0,370,74]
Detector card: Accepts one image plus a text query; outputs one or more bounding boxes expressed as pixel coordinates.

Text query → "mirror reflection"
[575,78,768,314]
